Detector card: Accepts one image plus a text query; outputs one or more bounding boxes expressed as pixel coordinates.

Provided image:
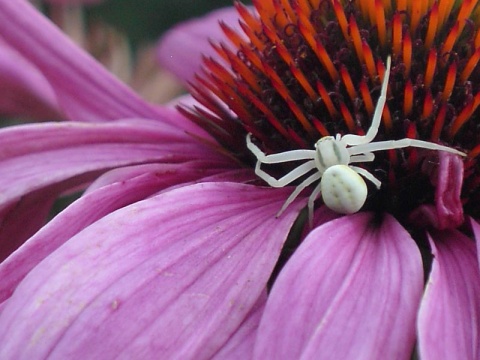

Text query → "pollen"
[181,0,480,217]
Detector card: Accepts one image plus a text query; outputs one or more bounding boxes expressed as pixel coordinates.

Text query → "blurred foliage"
[88,0,251,44]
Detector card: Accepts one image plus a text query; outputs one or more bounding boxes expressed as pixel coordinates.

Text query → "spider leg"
[348,138,466,157]
[247,134,316,163]
[276,172,322,218]
[349,165,382,188]
[349,153,375,163]
[255,160,317,187]
[307,181,323,228]
[341,56,391,146]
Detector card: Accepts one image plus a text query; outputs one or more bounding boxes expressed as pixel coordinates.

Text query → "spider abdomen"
[320,165,368,214]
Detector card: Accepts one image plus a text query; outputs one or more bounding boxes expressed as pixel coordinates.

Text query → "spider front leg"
[254,159,317,187]
[348,138,466,157]
[340,56,391,147]
[246,134,317,163]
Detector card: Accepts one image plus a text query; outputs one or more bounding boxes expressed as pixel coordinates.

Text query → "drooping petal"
[470,217,480,269]
[411,152,464,229]
[0,183,304,359]
[0,173,95,261]
[0,119,226,254]
[157,6,246,83]
[417,229,480,360]
[0,162,236,302]
[0,0,162,122]
[0,119,221,208]
[254,212,423,359]
[0,40,61,119]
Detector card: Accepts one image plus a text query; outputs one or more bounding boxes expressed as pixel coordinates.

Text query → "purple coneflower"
[1,0,480,359]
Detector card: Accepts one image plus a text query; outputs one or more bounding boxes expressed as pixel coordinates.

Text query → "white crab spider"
[246,56,466,224]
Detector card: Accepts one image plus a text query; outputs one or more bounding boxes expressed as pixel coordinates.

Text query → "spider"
[246,56,466,225]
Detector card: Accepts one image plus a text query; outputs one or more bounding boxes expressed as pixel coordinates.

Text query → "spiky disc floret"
[180,0,480,218]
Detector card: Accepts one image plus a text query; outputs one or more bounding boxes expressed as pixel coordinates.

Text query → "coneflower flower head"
[182,0,479,222]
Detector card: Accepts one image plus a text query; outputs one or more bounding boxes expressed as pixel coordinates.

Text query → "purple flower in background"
[1,0,480,359]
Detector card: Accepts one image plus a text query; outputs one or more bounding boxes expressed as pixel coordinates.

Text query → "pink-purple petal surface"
[0,40,61,119]
[417,230,480,360]
[157,6,245,83]
[0,183,304,359]
[212,292,267,360]
[254,212,423,360]
[0,119,223,208]
[0,162,234,303]
[0,173,96,261]
[0,0,162,122]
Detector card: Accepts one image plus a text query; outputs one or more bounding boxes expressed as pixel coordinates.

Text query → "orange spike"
[271,0,289,29]
[296,10,339,81]
[332,0,350,41]
[219,46,262,93]
[375,0,387,46]
[290,64,318,101]
[297,0,312,15]
[403,32,412,75]
[317,81,338,117]
[410,0,422,33]
[457,0,477,35]
[362,42,377,80]
[235,2,261,34]
[392,12,403,57]
[450,92,480,137]
[397,0,407,12]
[236,81,291,139]
[461,47,480,82]
[404,80,414,116]
[219,22,244,49]
[431,103,447,141]
[475,29,480,49]
[279,0,297,22]
[349,15,365,62]
[438,0,456,28]
[366,0,377,25]
[263,64,316,134]
[359,79,374,115]
[424,3,439,49]
[340,66,358,101]
[382,103,393,133]
[406,122,419,170]
[311,117,331,137]
[332,0,350,40]
[339,103,356,133]
[424,48,437,88]
[422,90,434,119]
[441,22,460,56]
[285,97,316,135]
[442,62,457,101]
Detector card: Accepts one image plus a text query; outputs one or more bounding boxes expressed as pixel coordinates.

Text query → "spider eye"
[320,165,368,214]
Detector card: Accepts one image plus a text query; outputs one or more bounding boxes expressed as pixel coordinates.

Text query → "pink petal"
[212,292,267,359]
[0,40,61,119]
[0,119,222,208]
[254,212,424,359]
[0,162,233,302]
[0,183,304,359]
[469,217,480,269]
[417,229,480,360]
[0,173,95,262]
[411,152,464,229]
[157,6,246,83]
[0,0,162,122]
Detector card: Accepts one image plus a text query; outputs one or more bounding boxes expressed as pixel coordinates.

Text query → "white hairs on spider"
[246,56,466,226]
